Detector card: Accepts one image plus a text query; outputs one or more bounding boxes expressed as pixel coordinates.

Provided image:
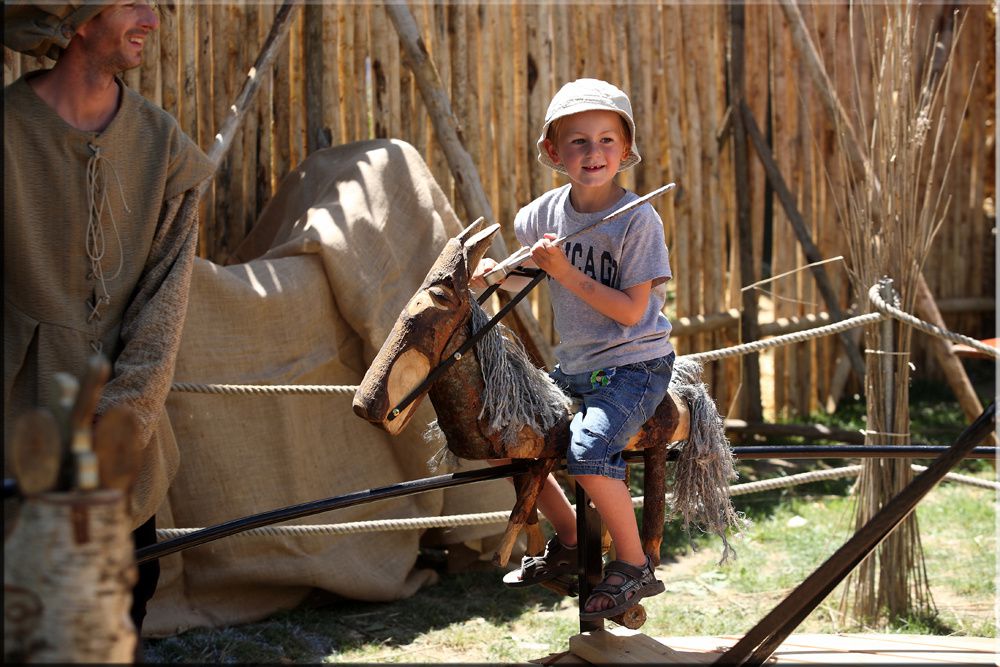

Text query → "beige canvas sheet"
[146,140,515,637]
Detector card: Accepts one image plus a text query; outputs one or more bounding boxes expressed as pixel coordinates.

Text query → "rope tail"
[668,356,750,563]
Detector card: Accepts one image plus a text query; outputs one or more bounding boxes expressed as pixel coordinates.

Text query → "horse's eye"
[427,286,453,306]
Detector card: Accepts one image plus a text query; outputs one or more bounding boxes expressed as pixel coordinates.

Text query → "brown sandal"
[579,555,664,620]
[502,536,577,587]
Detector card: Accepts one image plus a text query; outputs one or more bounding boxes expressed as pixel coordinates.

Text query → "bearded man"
[4,1,214,647]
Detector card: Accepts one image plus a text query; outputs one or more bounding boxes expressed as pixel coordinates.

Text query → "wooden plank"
[570,629,716,665]
[254,0,275,219]
[318,3,336,147]
[511,1,528,216]
[335,4,352,144]
[728,3,762,423]
[240,1,259,237]
[195,1,214,256]
[648,634,997,665]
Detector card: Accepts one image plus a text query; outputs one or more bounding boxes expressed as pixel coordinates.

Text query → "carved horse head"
[352,218,498,436]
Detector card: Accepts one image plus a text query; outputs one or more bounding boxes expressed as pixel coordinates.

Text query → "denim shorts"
[549,352,675,480]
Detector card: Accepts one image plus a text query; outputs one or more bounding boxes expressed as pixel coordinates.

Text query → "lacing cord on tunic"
[85,143,130,352]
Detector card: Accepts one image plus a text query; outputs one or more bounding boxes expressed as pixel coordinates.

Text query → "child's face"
[543,110,631,190]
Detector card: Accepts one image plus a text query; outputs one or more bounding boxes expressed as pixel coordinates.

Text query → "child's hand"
[530,233,570,279]
[471,257,498,289]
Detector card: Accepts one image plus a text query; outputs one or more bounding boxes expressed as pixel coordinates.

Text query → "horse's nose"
[351,395,376,423]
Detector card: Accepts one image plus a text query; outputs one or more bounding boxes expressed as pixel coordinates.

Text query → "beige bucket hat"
[536,78,642,175]
[4,2,107,60]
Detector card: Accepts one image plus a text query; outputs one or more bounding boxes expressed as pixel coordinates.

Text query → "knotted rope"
[85,143,130,353]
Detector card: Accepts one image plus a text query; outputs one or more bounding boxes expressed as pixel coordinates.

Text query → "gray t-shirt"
[515,185,674,374]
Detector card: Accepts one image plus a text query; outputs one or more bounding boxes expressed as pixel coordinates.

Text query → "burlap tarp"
[145,139,515,637]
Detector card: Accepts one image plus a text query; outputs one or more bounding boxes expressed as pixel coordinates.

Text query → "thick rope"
[168,281,988,394]
[155,463,994,539]
[170,383,356,395]
[867,283,1000,358]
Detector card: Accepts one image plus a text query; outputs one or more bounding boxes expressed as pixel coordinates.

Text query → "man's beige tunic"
[4,74,214,526]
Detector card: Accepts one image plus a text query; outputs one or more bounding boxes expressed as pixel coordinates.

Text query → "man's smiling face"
[75,1,161,74]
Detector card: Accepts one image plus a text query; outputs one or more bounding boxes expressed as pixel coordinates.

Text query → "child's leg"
[574,474,642,564]
[575,473,647,614]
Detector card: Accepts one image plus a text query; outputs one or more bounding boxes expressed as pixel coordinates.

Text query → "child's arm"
[531,233,651,327]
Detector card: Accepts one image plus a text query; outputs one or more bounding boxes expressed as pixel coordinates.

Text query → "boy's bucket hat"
[537,78,642,175]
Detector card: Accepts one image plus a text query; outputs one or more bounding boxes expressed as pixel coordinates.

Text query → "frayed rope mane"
[429,297,747,561]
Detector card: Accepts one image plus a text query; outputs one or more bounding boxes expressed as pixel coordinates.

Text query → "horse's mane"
[470,300,571,444]
[424,297,571,472]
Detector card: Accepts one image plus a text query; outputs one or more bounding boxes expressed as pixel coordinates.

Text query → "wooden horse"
[353,218,693,573]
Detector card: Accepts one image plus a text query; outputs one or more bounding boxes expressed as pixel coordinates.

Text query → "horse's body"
[353,219,690,565]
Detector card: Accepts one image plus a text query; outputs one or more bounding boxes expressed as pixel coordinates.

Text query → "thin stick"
[199,0,302,198]
[742,257,846,292]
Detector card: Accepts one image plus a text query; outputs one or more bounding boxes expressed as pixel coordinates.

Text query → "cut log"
[4,490,136,663]
[609,603,647,630]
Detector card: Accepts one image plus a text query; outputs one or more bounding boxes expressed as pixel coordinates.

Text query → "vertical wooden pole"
[730,1,763,423]
[304,1,328,151]
[158,2,177,116]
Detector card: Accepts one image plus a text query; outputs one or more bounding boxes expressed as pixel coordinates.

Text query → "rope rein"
[170,280,996,395]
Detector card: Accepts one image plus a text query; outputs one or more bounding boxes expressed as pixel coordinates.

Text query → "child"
[472,79,675,619]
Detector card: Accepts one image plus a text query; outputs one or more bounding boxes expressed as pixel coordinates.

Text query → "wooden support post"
[728,1,763,424]
[577,483,604,634]
[303,2,329,154]
[914,274,996,448]
[640,443,667,562]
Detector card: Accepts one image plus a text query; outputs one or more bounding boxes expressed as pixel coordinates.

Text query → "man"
[4,0,214,643]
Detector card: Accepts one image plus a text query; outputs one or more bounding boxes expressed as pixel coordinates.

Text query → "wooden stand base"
[569,628,715,664]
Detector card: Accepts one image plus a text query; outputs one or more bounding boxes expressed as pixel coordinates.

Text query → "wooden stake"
[10,410,62,496]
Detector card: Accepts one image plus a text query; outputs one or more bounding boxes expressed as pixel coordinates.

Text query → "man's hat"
[4,3,106,61]
[536,78,642,175]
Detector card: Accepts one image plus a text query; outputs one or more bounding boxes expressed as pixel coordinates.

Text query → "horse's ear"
[463,221,500,269]
[456,217,491,244]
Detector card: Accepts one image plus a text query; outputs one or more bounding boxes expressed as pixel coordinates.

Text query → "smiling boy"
[474,79,675,619]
